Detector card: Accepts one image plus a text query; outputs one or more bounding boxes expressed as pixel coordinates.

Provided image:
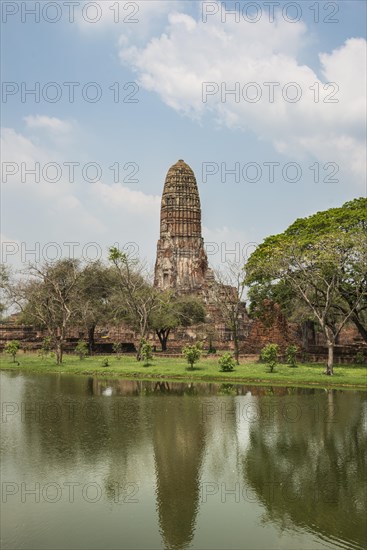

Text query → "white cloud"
[91,181,160,215]
[24,115,72,134]
[1,126,104,225]
[1,125,161,263]
[1,127,51,165]
[119,8,366,186]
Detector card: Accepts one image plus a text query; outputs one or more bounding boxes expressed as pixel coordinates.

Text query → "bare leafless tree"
[210,261,247,364]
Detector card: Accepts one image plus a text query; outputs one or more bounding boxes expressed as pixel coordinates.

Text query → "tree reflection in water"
[8,373,367,550]
[242,390,367,549]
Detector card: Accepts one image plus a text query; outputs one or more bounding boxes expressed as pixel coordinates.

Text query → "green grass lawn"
[1,353,366,389]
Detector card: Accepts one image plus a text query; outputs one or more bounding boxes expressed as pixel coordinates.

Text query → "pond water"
[1,371,366,550]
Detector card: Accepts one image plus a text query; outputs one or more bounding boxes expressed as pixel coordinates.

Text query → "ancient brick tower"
[154,160,210,293]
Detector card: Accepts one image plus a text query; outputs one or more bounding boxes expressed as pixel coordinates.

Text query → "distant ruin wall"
[1,318,365,364]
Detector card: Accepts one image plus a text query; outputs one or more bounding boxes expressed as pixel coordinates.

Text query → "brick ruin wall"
[1,305,365,364]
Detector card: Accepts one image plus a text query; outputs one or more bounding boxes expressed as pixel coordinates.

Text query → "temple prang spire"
[154,159,210,293]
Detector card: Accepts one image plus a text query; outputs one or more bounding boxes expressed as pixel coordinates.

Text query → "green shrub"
[182,342,202,370]
[4,340,20,363]
[113,342,122,359]
[286,344,298,367]
[39,337,52,358]
[75,340,88,360]
[101,358,110,368]
[218,352,236,372]
[140,339,153,366]
[260,343,279,373]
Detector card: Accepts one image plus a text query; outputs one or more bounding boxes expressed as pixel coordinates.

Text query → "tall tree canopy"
[151,291,206,352]
[108,247,159,360]
[245,198,367,374]
[20,259,83,364]
[76,261,116,354]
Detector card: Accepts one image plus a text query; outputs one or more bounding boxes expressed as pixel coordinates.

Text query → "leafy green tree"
[247,198,367,336]
[75,340,88,360]
[113,342,122,359]
[150,291,178,351]
[18,259,82,364]
[247,278,296,321]
[260,343,279,373]
[4,340,20,363]
[182,342,202,370]
[151,292,206,351]
[218,352,236,372]
[77,261,115,355]
[246,198,367,375]
[109,247,158,360]
[140,339,153,366]
[38,337,52,358]
[285,344,298,368]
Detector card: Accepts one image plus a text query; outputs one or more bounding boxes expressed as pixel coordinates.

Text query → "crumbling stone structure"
[153,159,251,349]
[1,160,365,362]
[154,159,212,294]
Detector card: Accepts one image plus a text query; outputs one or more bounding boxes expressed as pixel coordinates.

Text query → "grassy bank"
[0,353,366,390]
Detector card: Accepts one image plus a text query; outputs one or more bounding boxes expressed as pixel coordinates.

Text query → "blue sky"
[1,0,366,270]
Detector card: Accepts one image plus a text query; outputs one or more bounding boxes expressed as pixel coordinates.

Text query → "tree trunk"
[208,337,214,353]
[88,325,96,355]
[156,329,170,352]
[136,336,144,361]
[340,288,367,344]
[234,343,239,364]
[325,342,334,375]
[55,341,63,365]
[233,326,240,364]
[351,313,367,344]
[301,320,316,349]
